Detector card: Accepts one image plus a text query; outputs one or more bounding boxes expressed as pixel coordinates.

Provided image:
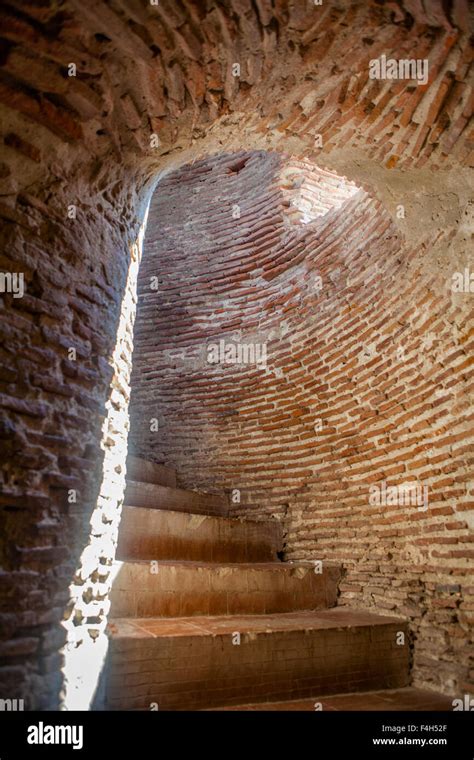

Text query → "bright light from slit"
[60,205,149,710]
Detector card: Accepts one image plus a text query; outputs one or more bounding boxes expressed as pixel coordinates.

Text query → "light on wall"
[281,160,360,225]
[60,205,150,710]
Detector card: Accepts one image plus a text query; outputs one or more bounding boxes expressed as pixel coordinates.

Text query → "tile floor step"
[124,480,228,517]
[105,609,410,710]
[109,560,341,618]
[117,506,283,563]
[205,687,453,711]
[127,455,176,488]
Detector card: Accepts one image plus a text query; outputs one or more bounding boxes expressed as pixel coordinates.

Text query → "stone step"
[126,455,176,488]
[117,506,283,563]
[109,560,341,618]
[105,609,410,710]
[124,480,228,516]
[205,687,453,711]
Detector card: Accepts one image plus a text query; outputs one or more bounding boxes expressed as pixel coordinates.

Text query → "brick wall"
[130,150,473,696]
[0,167,150,707]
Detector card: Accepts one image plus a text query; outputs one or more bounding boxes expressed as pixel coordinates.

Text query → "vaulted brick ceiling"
[1,0,472,184]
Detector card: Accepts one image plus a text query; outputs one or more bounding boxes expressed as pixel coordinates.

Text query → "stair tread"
[120,504,279,529]
[113,558,337,570]
[204,687,453,712]
[108,608,402,640]
[126,480,226,500]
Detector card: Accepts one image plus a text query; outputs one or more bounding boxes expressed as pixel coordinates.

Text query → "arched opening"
[97,149,472,709]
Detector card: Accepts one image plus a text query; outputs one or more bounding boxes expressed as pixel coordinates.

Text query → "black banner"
[0,710,472,758]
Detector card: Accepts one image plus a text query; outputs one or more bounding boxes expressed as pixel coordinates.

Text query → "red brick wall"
[0,166,150,708]
[130,150,473,696]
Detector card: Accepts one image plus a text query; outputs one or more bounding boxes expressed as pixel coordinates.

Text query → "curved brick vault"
[0,0,472,709]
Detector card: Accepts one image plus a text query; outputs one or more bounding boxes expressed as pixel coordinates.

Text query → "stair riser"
[125,481,228,516]
[109,563,341,618]
[117,507,283,563]
[105,622,409,710]
[127,456,176,488]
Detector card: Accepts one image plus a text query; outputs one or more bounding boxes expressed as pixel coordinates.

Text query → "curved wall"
[130,150,473,695]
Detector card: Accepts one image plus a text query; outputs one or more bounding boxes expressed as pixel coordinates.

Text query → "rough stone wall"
[130,149,473,696]
[0,0,472,708]
[0,172,147,708]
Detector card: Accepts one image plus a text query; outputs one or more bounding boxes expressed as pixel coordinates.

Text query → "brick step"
[205,687,453,711]
[117,506,283,563]
[109,560,341,618]
[124,480,228,516]
[105,609,410,710]
[127,455,176,488]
